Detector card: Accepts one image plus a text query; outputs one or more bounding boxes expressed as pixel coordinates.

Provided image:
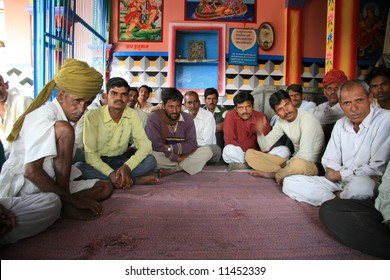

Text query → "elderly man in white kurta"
[283,80,390,206]
[0,75,33,156]
[184,91,221,163]
[246,90,325,184]
[0,59,113,222]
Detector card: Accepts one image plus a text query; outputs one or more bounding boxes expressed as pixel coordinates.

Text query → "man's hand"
[254,115,268,135]
[0,204,16,235]
[67,196,103,216]
[216,122,224,132]
[177,153,191,163]
[325,167,341,182]
[109,165,133,190]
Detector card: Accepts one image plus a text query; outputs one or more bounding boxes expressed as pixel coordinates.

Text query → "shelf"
[175,59,218,64]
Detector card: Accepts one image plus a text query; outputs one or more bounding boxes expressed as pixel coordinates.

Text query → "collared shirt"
[83,105,152,176]
[135,101,154,113]
[184,107,216,146]
[322,106,390,180]
[223,109,270,152]
[204,105,227,123]
[258,110,325,162]
[0,93,33,153]
[375,162,390,223]
[308,101,345,125]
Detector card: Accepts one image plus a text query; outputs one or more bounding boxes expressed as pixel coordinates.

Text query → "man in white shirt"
[270,84,316,126]
[127,87,149,127]
[319,161,390,259]
[283,80,390,206]
[0,75,33,156]
[309,69,348,142]
[246,90,324,185]
[184,91,221,163]
[365,66,390,110]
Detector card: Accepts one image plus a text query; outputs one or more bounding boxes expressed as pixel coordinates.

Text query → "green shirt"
[83,105,152,176]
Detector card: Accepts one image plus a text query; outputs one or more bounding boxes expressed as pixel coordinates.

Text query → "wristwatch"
[167,145,172,152]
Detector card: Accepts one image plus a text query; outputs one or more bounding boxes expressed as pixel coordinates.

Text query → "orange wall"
[3,0,32,65]
[111,0,326,59]
[302,0,327,58]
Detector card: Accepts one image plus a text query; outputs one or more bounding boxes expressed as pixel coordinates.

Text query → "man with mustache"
[283,80,390,206]
[309,69,348,142]
[183,90,221,163]
[75,77,159,189]
[246,90,325,185]
[365,66,390,110]
[222,91,271,171]
[145,87,212,177]
[0,59,113,229]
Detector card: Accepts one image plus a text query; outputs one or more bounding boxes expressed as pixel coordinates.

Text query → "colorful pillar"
[285,1,304,85]
[325,0,359,78]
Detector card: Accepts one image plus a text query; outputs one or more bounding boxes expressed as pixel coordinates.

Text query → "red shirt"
[223,109,271,152]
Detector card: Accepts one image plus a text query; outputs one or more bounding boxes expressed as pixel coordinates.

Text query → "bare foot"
[249,170,275,179]
[158,168,180,178]
[135,175,160,185]
[61,204,101,220]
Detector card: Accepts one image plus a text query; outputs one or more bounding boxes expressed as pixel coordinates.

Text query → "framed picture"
[185,0,256,23]
[118,0,163,42]
[188,40,205,60]
[258,22,274,51]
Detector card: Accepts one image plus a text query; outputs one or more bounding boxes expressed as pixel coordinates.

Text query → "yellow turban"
[7,58,103,142]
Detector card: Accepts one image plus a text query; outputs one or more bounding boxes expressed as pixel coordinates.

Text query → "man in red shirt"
[223,92,271,171]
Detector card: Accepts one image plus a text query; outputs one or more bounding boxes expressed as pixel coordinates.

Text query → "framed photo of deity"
[188,40,206,60]
[185,0,256,23]
[118,0,163,42]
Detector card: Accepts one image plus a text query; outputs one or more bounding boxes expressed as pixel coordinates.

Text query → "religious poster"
[228,28,258,66]
[119,0,163,42]
[185,0,256,23]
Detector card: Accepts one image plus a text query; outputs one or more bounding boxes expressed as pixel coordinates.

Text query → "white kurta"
[308,101,345,125]
[184,107,216,146]
[0,93,33,154]
[0,193,61,245]
[283,106,390,206]
[0,99,97,198]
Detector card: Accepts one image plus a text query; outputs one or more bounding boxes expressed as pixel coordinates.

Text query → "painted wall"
[111,0,327,58]
[3,0,31,66]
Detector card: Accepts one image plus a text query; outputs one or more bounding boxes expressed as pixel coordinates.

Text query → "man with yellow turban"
[0,59,113,245]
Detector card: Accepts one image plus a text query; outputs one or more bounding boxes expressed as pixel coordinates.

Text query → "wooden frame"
[118,0,163,42]
[185,0,256,23]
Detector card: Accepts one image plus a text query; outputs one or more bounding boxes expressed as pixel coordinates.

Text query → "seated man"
[75,77,158,189]
[145,87,213,177]
[365,66,390,110]
[283,80,390,206]
[309,69,348,142]
[319,162,390,259]
[203,87,227,151]
[270,84,316,126]
[246,90,325,185]
[222,91,271,171]
[0,74,33,157]
[136,84,155,113]
[0,58,113,220]
[0,193,61,246]
[127,87,148,127]
[184,90,221,163]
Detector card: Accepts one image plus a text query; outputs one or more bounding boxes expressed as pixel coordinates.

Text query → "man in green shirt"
[75,77,159,189]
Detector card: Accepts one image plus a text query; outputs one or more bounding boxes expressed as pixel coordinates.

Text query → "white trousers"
[0,192,61,246]
[153,146,213,175]
[222,144,291,164]
[283,175,376,206]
